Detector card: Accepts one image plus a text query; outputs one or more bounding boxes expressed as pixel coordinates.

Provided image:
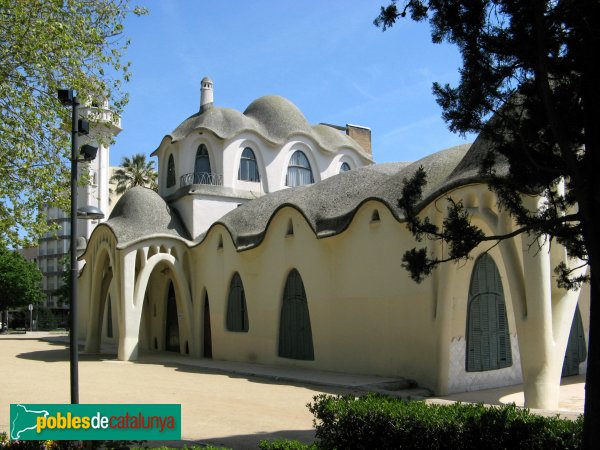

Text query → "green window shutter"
[279,269,314,360]
[466,254,512,372]
[226,273,249,332]
[481,293,493,371]
[496,299,512,367]
[467,297,482,371]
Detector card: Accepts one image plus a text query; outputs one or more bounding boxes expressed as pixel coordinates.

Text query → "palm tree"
[111,153,158,194]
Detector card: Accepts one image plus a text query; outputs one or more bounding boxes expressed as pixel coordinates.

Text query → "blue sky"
[110,0,475,167]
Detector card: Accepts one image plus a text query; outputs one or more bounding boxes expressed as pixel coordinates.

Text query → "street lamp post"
[58,89,103,404]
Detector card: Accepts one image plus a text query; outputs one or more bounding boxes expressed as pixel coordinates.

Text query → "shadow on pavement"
[131,358,361,395]
[15,348,117,363]
[14,346,358,396]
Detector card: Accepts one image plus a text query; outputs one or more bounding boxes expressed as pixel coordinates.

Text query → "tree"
[374,1,599,447]
[110,153,158,194]
[0,245,43,324]
[53,255,71,307]
[0,0,147,248]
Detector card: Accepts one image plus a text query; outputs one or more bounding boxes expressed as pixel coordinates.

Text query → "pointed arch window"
[238,147,260,182]
[165,282,180,352]
[166,154,176,188]
[340,162,351,173]
[466,254,512,372]
[286,151,314,187]
[562,305,587,377]
[106,295,113,338]
[226,272,249,332]
[279,269,314,360]
[194,144,211,184]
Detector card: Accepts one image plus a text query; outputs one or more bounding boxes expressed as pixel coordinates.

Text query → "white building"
[79,77,589,411]
[38,101,121,324]
[151,77,373,239]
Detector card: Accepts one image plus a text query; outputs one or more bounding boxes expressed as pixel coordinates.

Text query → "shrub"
[307,394,582,450]
[258,439,318,450]
[36,308,58,331]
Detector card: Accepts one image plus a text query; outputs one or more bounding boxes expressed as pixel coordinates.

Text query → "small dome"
[243,95,312,141]
[106,186,189,245]
[201,76,213,85]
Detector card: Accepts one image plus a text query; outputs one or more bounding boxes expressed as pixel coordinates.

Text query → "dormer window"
[286,151,314,187]
[166,154,176,188]
[340,162,351,173]
[238,147,260,182]
[194,144,211,184]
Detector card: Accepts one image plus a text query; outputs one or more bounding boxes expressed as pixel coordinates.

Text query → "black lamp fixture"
[77,205,105,220]
[79,144,98,162]
[57,89,75,105]
[57,88,104,405]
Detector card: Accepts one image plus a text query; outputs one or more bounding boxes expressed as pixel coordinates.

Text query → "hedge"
[304,394,582,449]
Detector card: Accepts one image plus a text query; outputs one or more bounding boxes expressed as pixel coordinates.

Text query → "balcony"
[180,171,223,188]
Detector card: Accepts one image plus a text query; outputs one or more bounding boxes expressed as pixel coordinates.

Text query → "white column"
[516,196,561,409]
[117,250,143,361]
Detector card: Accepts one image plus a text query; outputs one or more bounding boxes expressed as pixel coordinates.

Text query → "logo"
[10,404,181,440]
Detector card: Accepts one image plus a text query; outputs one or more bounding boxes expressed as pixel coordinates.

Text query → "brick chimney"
[345,124,371,155]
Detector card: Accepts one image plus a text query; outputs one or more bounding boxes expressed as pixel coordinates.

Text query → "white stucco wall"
[79,180,592,402]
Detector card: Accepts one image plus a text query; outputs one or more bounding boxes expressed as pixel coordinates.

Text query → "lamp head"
[57,89,74,105]
[77,205,104,220]
[79,145,98,161]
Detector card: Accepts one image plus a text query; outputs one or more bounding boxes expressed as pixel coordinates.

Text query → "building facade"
[38,101,121,324]
[79,77,589,410]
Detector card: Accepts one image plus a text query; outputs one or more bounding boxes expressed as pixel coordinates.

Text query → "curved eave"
[196,144,517,252]
[80,222,194,260]
[153,109,373,159]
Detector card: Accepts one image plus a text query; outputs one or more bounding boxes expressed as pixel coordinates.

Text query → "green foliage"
[259,439,318,450]
[374,0,598,290]
[307,394,582,449]
[52,256,70,307]
[36,307,58,331]
[110,153,158,195]
[0,245,43,311]
[130,447,229,450]
[0,0,147,247]
[374,3,599,447]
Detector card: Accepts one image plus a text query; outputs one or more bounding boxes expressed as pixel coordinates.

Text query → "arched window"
[562,305,587,377]
[106,295,113,338]
[279,269,314,360]
[194,144,211,184]
[226,272,249,332]
[340,162,351,173]
[165,282,180,352]
[238,147,260,182]
[466,254,512,372]
[286,151,314,187]
[166,154,176,188]
[203,291,212,358]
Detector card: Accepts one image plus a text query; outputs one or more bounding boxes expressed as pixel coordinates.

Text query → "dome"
[105,186,189,246]
[243,95,312,141]
[155,94,372,159]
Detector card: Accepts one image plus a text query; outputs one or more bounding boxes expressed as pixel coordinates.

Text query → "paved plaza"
[0,332,585,449]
